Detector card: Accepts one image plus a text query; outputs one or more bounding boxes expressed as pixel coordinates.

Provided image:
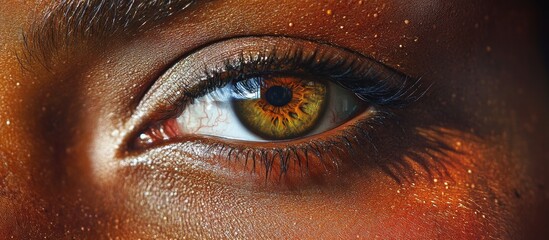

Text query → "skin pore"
[1,0,547,239]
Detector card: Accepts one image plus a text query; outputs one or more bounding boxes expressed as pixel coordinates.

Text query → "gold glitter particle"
[326,9,333,15]
[288,22,294,27]
[404,19,410,24]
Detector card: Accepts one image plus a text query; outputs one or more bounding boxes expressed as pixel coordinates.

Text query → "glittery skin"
[0,0,547,239]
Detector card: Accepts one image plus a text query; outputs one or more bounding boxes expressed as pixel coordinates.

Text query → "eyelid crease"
[120,36,428,154]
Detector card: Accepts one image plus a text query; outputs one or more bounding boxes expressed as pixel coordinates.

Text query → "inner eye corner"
[124,113,182,152]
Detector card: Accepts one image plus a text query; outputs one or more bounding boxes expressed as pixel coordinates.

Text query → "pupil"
[265,85,293,107]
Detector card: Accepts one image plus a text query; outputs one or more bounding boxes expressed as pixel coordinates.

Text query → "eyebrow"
[20,0,197,70]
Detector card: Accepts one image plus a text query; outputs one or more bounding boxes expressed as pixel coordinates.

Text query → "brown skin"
[1,0,548,239]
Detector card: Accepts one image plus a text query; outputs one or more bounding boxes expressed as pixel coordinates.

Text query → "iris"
[233,76,327,140]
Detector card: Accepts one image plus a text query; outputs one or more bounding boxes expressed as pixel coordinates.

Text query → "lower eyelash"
[196,110,375,182]
[192,107,460,186]
[194,113,377,182]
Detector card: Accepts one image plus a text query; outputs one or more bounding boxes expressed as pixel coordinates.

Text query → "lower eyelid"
[150,109,381,187]
[126,103,465,192]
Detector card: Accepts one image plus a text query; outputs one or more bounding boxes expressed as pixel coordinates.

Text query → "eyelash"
[181,46,424,109]
[198,112,391,182]
[130,38,434,184]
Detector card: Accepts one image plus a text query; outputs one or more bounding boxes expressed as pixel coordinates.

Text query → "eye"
[172,74,365,141]
[124,36,423,186]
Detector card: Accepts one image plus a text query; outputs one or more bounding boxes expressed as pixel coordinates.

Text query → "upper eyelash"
[183,45,427,110]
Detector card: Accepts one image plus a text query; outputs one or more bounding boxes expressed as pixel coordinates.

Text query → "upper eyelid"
[118,36,420,155]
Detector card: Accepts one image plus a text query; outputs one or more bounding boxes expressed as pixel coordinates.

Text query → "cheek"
[340,131,505,239]
[368,187,492,239]
[251,174,494,239]
[322,177,498,239]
